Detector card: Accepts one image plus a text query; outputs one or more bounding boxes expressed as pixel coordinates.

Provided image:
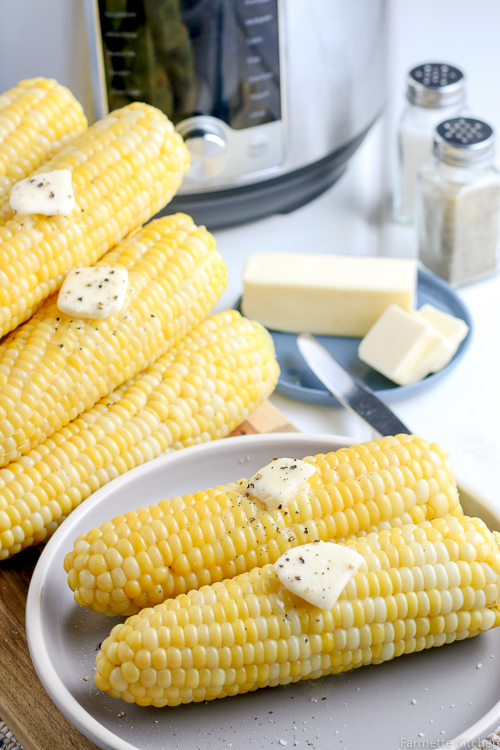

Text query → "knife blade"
[297,333,411,436]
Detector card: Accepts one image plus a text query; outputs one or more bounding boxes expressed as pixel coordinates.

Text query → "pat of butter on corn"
[358,303,469,385]
[10,168,75,216]
[274,541,364,610]
[242,252,417,337]
[244,457,316,510]
[57,266,129,319]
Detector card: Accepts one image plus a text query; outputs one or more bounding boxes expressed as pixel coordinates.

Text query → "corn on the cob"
[0,310,279,559]
[94,514,500,707]
[0,102,189,337]
[65,434,462,616]
[0,213,226,466]
[0,77,87,210]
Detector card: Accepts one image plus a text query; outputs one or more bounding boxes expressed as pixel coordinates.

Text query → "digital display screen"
[98,0,281,129]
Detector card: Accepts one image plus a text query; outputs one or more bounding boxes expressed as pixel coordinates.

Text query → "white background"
[212,0,500,503]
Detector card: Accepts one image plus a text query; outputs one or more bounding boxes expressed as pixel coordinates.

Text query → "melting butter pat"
[10,169,75,216]
[245,457,316,510]
[57,266,129,319]
[274,541,364,610]
[241,252,417,337]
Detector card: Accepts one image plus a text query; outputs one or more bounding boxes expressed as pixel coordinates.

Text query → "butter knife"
[297,333,411,436]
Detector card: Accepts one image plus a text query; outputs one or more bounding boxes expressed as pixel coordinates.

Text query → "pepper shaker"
[395,63,469,224]
[416,118,500,286]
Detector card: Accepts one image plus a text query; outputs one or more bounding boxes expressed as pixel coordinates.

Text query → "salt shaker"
[416,118,500,286]
[395,63,469,224]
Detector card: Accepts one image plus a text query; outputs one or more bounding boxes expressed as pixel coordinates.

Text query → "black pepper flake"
[294,575,301,581]
[49,192,55,198]
[299,557,305,564]
[37,182,43,187]
[58,344,63,348]
[150,314,155,317]
[78,297,83,301]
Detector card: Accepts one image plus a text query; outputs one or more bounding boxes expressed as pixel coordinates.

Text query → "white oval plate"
[26,434,500,750]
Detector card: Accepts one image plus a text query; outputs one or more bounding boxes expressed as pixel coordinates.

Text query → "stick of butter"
[241,252,417,337]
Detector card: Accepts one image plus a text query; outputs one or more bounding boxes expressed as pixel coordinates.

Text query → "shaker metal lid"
[407,63,466,108]
[434,118,495,166]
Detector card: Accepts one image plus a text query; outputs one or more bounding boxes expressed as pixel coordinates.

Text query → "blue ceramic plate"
[238,269,473,406]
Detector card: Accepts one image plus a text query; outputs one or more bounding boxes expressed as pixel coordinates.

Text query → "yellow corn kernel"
[95,515,500,706]
[0,311,279,560]
[68,435,462,615]
[0,77,87,211]
[0,101,189,338]
[0,214,227,466]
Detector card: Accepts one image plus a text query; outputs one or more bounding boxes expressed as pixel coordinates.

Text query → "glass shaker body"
[395,100,470,224]
[416,157,500,286]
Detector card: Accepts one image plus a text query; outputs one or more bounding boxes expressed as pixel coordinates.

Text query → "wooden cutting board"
[0,402,297,750]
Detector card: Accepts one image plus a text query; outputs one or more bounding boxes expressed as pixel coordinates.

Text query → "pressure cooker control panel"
[97,0,285,188]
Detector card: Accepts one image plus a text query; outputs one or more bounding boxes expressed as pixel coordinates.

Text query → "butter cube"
[274,541,364,611]
[57,266,129,319]
[241,253,417,337]
[244,458,316,510]
[416,304,469,371]
[358,304,444,385]
[10,169,75,216]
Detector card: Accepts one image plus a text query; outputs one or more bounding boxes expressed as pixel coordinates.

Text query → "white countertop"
[211,0,500,505]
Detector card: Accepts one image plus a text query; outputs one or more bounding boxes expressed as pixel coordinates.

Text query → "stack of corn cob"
[0,78,280,559]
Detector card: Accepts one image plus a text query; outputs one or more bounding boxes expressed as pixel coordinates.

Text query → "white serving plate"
[26,433,500,750]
